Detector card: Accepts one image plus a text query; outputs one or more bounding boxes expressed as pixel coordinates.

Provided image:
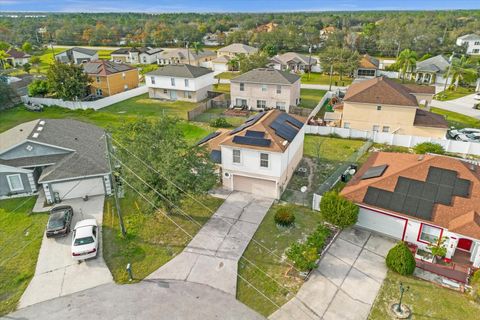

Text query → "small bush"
[386,241,416,275]
[274,206,295,226]
[320,191,358,228]
[286,243,318,272]
[306,225,330,248]
[209,117,231,128]
[413,142,445,155]
[472,269,480,301]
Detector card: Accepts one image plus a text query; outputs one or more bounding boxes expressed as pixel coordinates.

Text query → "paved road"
[431,94,480,119]
[217,78,346,91]
[270,228,395,320]
[5,280,265,320]
[148,191,273,295]
[19,196,112,308]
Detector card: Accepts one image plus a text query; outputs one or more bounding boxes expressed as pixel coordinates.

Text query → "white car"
[457,132,480,143]
[71,219,99,260]
[448,128,480,139]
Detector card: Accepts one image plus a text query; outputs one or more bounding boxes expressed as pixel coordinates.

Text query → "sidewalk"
[431,94,480,119]
[147,191,273,295]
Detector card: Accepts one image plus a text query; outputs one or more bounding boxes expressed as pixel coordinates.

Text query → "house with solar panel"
[230,68,301,113]
[197,110,305,199]
[341,152,480,280]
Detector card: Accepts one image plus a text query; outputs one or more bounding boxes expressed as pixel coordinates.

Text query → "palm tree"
[227,56,239,71]
[191,41,204,56]
[448,55,478,91]
[397,49,417,83]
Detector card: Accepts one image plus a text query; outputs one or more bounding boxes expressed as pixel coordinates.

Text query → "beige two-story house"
[340,76,448,138]
[230,68,301,113]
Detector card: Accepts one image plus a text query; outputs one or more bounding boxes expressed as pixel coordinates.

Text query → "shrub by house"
[386,241,416,275]
[320,191,358,228]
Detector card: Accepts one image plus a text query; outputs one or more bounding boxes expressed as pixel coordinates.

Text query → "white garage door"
[356,207,407,240]
[233,175,277,199]
[52,177,105,200]
[213,63,228,72]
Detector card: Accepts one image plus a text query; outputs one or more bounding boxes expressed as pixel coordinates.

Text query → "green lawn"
[435,86,476,101]
[431,107,480,129]
[0,94,210,143]
[102,193,224,283]
[303,135,366,159]
[369,271,480,320]
[299,89,327,109]
[98,49,114,60]
[192,107,249,127]
[0,197,48,316]
[35,47,67,73]
[300,72,353,86]
[213,83,231,94]
[237,204,325,317]
[214,72,240,80]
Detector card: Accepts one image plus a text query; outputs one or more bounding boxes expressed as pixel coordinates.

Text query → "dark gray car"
[46,205,74,238]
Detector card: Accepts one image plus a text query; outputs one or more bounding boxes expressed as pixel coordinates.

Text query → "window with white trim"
[260,153,269,168]
[171,78,175,86]
[96,76,100,83]
[372,125,380,132]
[233,149,241,164]
[382,126,390,133]
[261,84,267,92]
[6,174,24,192]
[185,79,189,87]
[150,76,156,84]
[275,102,286,110]
[257,100,266,109]
[419,224,442,243]
[239,83,245,91]
[276,85,281,94]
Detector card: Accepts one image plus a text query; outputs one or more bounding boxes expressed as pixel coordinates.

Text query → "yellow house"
[83,60,139,97]
[340,77,448,138]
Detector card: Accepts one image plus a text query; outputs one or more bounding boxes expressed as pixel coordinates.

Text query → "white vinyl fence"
[305,125,480,156]
[308,91,334,118]
[21,85,148,110]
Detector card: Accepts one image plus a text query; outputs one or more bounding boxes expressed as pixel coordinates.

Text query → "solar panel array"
[245,130,265,138]
[268,113,304,142]
[232,136,272,147]
[363,166,472,221]
[362,164,388,179]
[230,111,267,135]
[196,131,221,146]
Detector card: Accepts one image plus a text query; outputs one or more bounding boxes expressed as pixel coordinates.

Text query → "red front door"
[457,238,473,251]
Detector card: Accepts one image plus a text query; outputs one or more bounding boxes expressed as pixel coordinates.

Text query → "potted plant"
[427,236,448,262]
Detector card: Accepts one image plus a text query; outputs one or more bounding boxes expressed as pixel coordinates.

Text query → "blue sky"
[0,0,479,12]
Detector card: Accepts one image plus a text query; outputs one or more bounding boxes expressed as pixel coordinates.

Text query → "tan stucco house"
[157,49,216,68]
[83,60,139,97]
[340,77,447,138]
[230,68,301,113]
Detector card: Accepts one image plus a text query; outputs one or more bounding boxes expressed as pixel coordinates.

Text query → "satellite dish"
[300,186,307,193]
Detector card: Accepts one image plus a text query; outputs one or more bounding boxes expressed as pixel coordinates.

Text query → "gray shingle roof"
[111,47,163,55]
[146,64,213,78]
[416,55,450,73]
[83,60,135,75]
[218,43,258,54]
[458,34,480,41]
[272,52,318,66]
[230,68,300,85]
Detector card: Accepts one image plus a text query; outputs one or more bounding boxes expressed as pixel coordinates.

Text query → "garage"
[356,207,407,240]
[51,177,106,200]
[232,175,278,199]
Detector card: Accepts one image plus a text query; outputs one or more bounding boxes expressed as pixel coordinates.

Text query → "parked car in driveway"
[72,219,99,260]
[456,132,480,142]
[46,205,74,238]
[447,127,480,139]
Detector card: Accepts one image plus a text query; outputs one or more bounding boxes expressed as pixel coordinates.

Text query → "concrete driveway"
[148,191,273,295]
[431,94,480,119]
[270,228,395,320]
[19,195,112,308]
[6,280,265,320]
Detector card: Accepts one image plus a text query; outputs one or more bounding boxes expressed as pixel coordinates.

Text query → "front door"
[170,90,177,100]
[458,238,473,251]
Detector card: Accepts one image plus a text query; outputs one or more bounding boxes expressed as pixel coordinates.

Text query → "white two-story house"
[456,34,480,56]
[230,68,301,113]
[145,64,215,102]
[198,110,305,199]
[110,47,163,64]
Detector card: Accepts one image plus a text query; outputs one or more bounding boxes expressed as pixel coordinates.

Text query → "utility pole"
[186,41,191,65]
[105,132,127,237]
[308,45,312,80]
[329,63,334,91]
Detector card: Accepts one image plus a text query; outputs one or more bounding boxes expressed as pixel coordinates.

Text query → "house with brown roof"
[339,76,447,138]
[269,52,318,73]
[83,60,139,97]
[355,54,379,78]
[198,110,305,199]
[6,48,30,67]
[341,152,480,271]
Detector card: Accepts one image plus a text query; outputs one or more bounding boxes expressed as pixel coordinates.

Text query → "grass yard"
[300,72,353,86]
[299,89,327,109]
[102,193,224,283]
[369,271,480,320]
[0,197,48,316]
[213,83,231,94]
[36,47,67,73]
[214,71,241,80]
[192,107,249,127]
[303,135,366,159]
[435,86,476,101]
[98,49,114,60]
[431,107,480,129]
[236,204,325,317]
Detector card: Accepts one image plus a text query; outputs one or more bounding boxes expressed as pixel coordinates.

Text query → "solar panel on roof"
[363,187,381,205]
[426,167,442,184]
[275,125,298,142]
[416,200,434,220]
[230,112,267,135]
[376,190,393,208]
[389,193,406,212]
[361,164,388,180]
[421,183,438,200]
[196,131,221,146]
[453,178,471,197]
[402,196,419,215]
[245,130,265,138]
[394,177,410,194]
[284,115,304,128]
[440,169,457,187]
[232,136,271,147]
[436,185,453,205]
[407,180,424,196]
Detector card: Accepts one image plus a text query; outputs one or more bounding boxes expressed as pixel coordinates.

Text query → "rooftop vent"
[418,155,424,161]
[32,132,39,138]
[37,126,43,131]
[470,164,476,171]
[39,120,45,125]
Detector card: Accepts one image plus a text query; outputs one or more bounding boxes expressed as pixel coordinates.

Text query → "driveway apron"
[147,191,273,295]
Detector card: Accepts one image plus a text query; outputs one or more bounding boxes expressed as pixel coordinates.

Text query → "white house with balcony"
[456,34,480,56]
[198,110,305,199]
[145,64,215,102]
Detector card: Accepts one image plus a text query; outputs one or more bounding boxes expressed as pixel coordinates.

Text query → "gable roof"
[343,76,418,107]
[218,43,258,55]
[341,152,480,239]
[56,47,97,57]
[230,68,300,85]
[413,109,449,128]
[146,64,213,78]
[458,34,480,41]
[0,120,38,153]
[415,55,450,73]
[358,54,379,69]
[272,52,318,66]
[6,48,30,59]
[83,60,136,76]
[403,84,436,95]
[158,49,216,61]
[111,47,163,55]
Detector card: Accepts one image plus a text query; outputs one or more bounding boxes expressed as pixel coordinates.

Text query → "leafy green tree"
[191,41,204,55]
[0,41,9,51]
[28,79,49,97]
[448,55,478,90]
[0,81,18,109]
[29,56,41,73]
[262,44,277,57]
[238,52,269,73]
[46,62,91,100]
[413,142,445,155]
[386,241,416,275]
[22,63,31,74]
[0,50,9,69]
[116,117,217,211]
[226,56,239,71]
[397,49,417,83]
[320,191,358,228]
[22,41,32,53]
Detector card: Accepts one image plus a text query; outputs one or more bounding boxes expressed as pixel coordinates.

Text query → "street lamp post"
[397,282,410,313]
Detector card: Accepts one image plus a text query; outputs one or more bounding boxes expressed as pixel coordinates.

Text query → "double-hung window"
[419,224,442,243]
[150,76,156,84]
[171,78,175,86]
[184,79,189,87]
[233,149,241,164]
[260,153,269,168]
[276,85,281,94]
[7,174,24,192]
[240,83,245,91]
[261,84,267,92]
[257,100,266,109]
